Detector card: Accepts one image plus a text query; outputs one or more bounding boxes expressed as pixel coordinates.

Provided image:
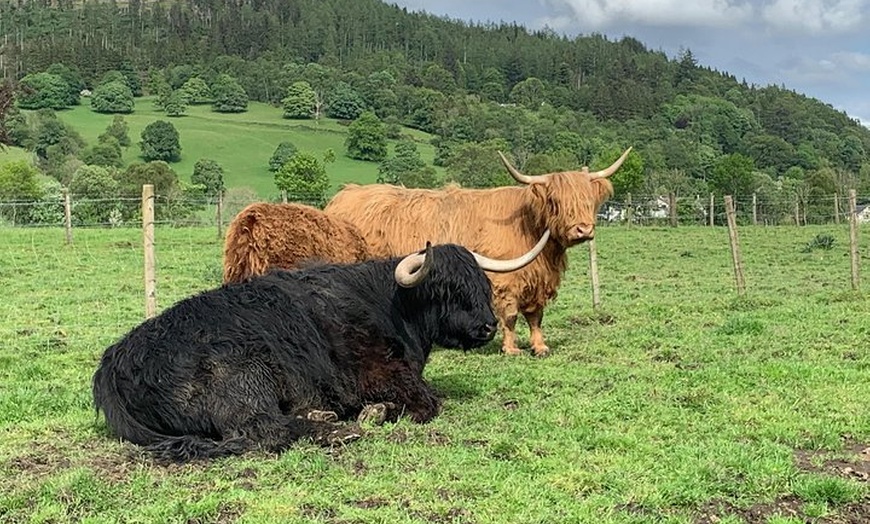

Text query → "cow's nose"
[575,224,594,239]
[482,323,496,339]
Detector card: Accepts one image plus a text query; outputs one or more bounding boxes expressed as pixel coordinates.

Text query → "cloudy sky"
[390,0,870,128]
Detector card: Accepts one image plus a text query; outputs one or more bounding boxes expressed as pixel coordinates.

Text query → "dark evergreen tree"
[140,120,181,162]
[269,142,298,172]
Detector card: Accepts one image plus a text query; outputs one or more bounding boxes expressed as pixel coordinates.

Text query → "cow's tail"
[141,435,253,463]
[92,363,256,463]
[222,209,267,284]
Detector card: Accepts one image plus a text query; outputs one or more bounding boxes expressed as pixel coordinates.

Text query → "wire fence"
[0,186,864,344]
[0,191,323,231]
[1,190,866,230]
[597,192,870,228]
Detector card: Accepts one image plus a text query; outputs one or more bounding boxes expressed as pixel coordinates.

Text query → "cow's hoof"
[307,410,339,423]
[502,347,523,356]
[358,402,397,426]
[325,425,363,447]
[532,347,550,358]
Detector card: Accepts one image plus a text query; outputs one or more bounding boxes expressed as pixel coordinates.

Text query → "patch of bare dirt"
[5,443,71,476]
[694,495,805,524]
[568,312,616,326]
[688,437,870,524]
[185,502,244,524]
[794,436,870,483]
[693,496,870,524]
[5,437,135,483]
[298,503,337,521]
[2,432,213,484]
[384,428,406,444]
[426,429,451,446]
[408,507,475,524]
[352,497,390,509]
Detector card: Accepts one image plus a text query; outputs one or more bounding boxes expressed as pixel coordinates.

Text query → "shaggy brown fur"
[324,173,614,357]
[223,202,370,284]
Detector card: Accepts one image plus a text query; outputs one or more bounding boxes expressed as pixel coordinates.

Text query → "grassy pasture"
[40,98,441,197]
[0,224,869,523]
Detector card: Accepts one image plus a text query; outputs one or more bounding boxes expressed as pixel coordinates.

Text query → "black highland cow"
[92,232,549,463]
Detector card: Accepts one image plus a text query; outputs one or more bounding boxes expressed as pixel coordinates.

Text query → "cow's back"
[223,202,370,283]
[325,184,538,258]
[325,183,566,312]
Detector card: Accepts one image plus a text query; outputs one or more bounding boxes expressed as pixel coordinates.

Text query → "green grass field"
[1,224,869,523]
[32,98,441,198]
[0,146,35,166]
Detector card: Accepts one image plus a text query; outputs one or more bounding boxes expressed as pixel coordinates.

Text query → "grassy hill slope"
[46,98,442,198]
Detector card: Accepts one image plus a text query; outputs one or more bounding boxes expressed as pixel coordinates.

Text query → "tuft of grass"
[715,315,765,336]
[792,475,864,505]
[800,233,836,253]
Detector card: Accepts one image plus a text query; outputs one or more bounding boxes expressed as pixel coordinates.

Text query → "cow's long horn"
[497,151,539,185]
[587,147,632,180]
[395,241,434,288]
[472,229,550,273]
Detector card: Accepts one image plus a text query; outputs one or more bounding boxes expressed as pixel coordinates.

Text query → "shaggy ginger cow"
[324,148,631,357]
[223,202,369,284]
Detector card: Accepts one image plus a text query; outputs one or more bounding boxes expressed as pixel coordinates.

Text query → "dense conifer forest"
[2,0,869,222]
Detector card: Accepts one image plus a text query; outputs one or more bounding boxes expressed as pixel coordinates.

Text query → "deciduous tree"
[345,111,387,161]
[282,82,316,119]
[274,151,331,206]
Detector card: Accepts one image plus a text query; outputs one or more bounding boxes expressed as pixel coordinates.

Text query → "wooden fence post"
[849,189,859,291]
[625,192,633,228]
[752,192,757,226]
[216,191,224,240]
[669,192,677,227]
[834,193,840,225]
[724,195,746,295]
[709,192,714,227]
[63,188,72,245]
[143,184,157,319]
[794,196,801,226]
[588,238,601,309]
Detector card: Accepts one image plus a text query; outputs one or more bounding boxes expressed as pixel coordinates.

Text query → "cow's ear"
[593,179,615,205]
[528,182,553,217]
[529,181,548,204]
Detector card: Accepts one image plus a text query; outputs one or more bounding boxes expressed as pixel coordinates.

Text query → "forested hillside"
[2,0,869,222]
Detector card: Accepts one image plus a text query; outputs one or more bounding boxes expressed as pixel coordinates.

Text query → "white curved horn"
[497,151,540,185]
[394,242,434,288]
[588,147,632,180]
[472,229,551,273]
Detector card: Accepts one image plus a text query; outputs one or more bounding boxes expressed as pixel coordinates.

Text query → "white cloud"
[830,51,870,71]
[539,0,869,34]
[540,0,753,29]
[760,0,868,34]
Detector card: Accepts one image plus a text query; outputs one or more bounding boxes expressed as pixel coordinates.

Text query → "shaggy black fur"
[92,244,497,462]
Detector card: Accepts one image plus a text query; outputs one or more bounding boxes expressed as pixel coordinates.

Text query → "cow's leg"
[496,299,523,356]
[204,359,361,453]
[524,307,549,357]
[360,360,442,424]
